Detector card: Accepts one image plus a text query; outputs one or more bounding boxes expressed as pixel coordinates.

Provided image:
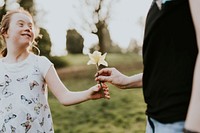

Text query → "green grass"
[48,53,146,133]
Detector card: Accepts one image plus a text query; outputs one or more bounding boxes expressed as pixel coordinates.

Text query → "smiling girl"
[0,8,110,133]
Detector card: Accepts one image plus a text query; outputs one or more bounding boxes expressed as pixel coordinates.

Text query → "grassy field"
[48,53,146,133]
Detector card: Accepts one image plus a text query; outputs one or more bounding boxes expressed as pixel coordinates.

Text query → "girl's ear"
[2,30,9,38]
[1,27,8,38]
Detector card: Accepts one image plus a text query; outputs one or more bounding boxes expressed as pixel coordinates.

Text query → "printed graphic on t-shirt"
[0,54,54,132]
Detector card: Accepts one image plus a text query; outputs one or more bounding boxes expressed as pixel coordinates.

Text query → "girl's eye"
[29,25,32,30]
[19,23,23,27]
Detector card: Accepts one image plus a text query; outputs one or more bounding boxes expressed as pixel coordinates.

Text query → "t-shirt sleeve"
[38,56,53,78]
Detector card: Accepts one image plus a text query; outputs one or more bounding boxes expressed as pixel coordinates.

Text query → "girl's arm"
[185,0,200,132]
[45,66,110,106]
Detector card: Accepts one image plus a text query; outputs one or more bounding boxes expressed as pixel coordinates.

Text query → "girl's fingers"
[95,72,99,77]
[103,87,110,99]
[95,83,110,99]
[104,93,110,99]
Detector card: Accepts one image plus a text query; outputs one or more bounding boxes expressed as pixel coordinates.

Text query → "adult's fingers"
[97,68,113,76]
[96,76,112,83]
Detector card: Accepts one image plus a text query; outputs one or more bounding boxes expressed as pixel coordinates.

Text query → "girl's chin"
[19,42,32,47]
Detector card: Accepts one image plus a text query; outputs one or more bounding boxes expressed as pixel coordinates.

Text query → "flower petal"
[88,53,94,60]
[98,60,108,66]
[101,53,107,60]
[87,60,96,65]
[87,51,108,66]
[93,51,102,56]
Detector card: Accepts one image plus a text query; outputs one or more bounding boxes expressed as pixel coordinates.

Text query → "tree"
[66,29,84,54]
[0,2,6,21]
[90,0,111,53]
[92,19,111,54]
[35,28,52,57]
[76,0,118,53]
[18,0,36,16]
[127,39,142,55]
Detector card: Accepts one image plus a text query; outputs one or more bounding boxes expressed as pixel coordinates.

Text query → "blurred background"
[0,0,152,132]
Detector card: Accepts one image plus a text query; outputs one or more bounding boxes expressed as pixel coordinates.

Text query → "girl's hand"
[90,83,110,100]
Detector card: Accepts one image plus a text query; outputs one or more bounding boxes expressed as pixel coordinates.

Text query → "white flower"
[87,51,108,67]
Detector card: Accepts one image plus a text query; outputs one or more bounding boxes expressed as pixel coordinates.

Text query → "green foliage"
[108,44,123,53]
[49,53,146,133]
[36,28,52,57]
[66,29,84,54]
[48,56,69,69]
[0,4,6,22]
[18,0,36,16]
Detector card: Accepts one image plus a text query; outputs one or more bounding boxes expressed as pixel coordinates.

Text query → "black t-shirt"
[142,0,198,123]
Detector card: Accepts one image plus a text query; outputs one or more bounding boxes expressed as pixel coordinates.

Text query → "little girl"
[0,8,110,133]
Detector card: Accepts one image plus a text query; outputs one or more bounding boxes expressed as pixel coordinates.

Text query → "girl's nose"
[24,24,32,32]
[25,28,31,32]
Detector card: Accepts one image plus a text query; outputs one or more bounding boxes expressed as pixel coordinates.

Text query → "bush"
[48,56,69,68]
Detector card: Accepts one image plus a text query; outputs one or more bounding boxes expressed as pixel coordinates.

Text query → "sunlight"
[0,0,4,7]
[34,0,152,55]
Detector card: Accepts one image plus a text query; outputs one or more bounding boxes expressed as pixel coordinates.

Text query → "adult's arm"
[185,0,200,132]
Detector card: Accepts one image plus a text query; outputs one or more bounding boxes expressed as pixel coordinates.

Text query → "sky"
[1,0,152,55]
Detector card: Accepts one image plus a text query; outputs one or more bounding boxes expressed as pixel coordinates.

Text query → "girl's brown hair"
[0,8,40,57]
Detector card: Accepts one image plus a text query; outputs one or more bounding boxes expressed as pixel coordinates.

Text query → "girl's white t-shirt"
[0,53,54,133]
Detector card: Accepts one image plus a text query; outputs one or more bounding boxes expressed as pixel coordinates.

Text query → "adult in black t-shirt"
[96,0,200,132]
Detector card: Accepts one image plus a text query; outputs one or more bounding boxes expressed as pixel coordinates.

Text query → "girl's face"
[5,12,35,48]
